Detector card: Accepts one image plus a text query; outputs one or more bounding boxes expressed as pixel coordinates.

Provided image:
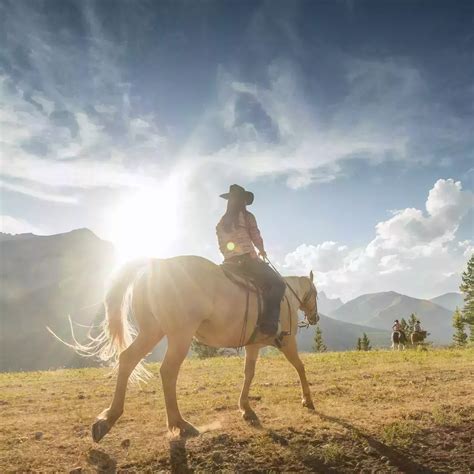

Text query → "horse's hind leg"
[160,328,199,437]
[239,344,260,423]
[279,336,314,410]
[92,330,163,442]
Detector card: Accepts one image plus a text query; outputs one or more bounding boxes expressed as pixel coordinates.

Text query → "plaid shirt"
[216,211,265,260]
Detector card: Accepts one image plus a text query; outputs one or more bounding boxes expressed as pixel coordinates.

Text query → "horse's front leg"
[239,344,260,422]
[160,328,199,437]
[279,336,314,410]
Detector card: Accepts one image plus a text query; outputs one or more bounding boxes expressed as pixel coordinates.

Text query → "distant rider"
[392,319,406,340]
[392,319,402,332]
[414,320,422,333]
[216,184,286,338]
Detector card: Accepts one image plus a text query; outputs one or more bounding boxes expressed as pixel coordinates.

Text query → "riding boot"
[259,280,286,336]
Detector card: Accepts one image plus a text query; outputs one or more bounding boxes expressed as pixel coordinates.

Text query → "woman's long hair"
[221,195,246,232]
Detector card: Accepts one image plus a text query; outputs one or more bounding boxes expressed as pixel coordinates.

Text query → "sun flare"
[109,181,180,264]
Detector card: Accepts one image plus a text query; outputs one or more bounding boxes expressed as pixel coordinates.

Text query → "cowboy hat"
[220,184,254,205]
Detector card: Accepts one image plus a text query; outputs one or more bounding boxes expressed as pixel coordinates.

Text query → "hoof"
[302,399,315,410]
[169,420,200,438]
[180,423,200,438]
[92,419,111,443]
[241,409,260,426]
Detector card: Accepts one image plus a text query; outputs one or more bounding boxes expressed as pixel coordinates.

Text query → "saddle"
[220,261,263,293]
[219,261,287,348]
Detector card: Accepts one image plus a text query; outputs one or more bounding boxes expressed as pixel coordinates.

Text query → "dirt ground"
[1,348,473,473]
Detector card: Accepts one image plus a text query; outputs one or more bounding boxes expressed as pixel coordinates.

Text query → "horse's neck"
[283,276,304,303]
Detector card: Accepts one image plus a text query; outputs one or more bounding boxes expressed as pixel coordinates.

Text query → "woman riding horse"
[216,184,286,338]
[85,184,318,442]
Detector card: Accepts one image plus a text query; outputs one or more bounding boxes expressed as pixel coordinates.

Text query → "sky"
[1,0,473,301]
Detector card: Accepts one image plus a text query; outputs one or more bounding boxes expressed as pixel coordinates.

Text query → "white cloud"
[178,52,464,193]
[0,72,167,202]
[1,0,471,210]
[0,215,41,235]
[283,241,349,273]
[282,179,473,300]
[0,2,169,204]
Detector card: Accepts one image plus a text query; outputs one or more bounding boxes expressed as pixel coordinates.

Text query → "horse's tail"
[47,259,150,381]
[103,259,149,359]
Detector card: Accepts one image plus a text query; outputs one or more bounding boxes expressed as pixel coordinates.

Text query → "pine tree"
[356,337,362,351]
[361,333,371,351]
[191,339,219,358]
[452,308,468,347]
[313,326,327,352]
[460,254,474,343]
[407,313,417,336]
[400,318,409,335]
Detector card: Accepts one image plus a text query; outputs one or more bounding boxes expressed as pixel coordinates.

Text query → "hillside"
[329,291,453,343]
[1,348,472,472]
[429,292,464,311]
[0,229,115,371]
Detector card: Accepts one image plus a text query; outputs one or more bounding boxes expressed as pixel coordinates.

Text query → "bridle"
[264,257,319,328]
[295,282,318,328]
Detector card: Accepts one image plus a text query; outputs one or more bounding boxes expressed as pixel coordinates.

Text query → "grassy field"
[1,348,473,473]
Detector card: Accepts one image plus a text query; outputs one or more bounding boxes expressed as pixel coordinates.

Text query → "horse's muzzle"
[308,312,319,325]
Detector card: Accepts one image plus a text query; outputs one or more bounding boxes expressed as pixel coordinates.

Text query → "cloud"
[0,215,41,235]
[179,46,474,193]
[283,241,349,273]
[0,3,169,204]
[0,178,79,204]
[2,0,473,211]
[282,179,473,299]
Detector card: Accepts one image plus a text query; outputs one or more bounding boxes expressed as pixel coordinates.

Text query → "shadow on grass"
[87,448,117,473]
[169,438,191,474]
[315,411,434,474]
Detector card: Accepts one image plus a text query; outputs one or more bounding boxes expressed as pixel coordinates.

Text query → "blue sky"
[1,0,473,300]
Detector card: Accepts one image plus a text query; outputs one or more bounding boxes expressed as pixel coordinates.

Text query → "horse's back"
[145,255,221,332]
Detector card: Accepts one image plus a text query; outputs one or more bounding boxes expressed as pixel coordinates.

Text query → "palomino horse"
[88,256,318,442]
[391,331,407,351]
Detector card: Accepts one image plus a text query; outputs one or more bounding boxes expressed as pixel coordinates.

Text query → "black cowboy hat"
[220,184,254,205]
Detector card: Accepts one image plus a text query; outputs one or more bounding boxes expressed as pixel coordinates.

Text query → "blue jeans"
[227,254,286,334]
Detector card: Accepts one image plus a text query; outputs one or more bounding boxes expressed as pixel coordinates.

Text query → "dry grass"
[0,347,473,472]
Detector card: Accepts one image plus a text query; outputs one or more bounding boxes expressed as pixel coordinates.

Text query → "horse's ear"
[309,270,314,282]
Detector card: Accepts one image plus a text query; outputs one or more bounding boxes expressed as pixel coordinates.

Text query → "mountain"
[296,314,390,351]
[0,229,116,371]
[429,292,464,312]
[317,291,343,314]
[329,291,453,343]
[1,228,450,372]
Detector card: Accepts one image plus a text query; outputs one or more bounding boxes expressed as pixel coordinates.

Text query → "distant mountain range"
[429,292,464,312]
[0,229,463,371]
[317,291,344,314]
[0,229,115,372]
[297,315,389,352]
[328,291,457,343]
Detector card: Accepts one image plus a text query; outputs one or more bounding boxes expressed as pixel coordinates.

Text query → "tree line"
[453,253,474,347]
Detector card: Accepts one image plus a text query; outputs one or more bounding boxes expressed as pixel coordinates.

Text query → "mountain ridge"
[0,228,459,371]
[329,291,454,343]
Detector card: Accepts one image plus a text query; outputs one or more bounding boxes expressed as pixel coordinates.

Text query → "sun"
[109,180,180,264]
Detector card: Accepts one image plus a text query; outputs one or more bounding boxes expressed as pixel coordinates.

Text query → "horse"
[411,330,428,347]
[79,256,318,442]
[391,330,407,351]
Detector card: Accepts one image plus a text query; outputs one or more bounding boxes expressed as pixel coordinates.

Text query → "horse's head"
[300,270,319,325]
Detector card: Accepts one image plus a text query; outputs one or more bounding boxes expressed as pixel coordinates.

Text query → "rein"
[264,257,314,328]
